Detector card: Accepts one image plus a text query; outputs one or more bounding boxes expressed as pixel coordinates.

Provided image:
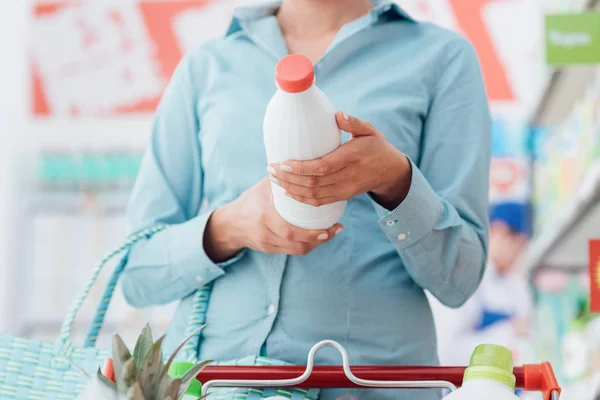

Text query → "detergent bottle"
[444,344,520,400]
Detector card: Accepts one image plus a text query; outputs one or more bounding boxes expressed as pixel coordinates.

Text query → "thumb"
[336,111,378,138]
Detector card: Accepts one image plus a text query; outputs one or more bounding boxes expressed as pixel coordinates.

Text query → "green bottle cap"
[168,361,202,397]
[463,344,516,389]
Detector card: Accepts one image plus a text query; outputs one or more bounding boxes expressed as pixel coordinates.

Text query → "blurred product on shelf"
[544,0,595,13]
[532,67,600,234]
[38,148,144,190]
[491,118,532,158]
[489,157,530,205]
[591,240,600,311]
[533,269,600,399]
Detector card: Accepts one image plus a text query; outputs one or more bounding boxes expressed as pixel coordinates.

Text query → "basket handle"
[55,225,167,358]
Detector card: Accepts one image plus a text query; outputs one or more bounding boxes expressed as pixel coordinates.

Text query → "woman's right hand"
[204,178,343,262]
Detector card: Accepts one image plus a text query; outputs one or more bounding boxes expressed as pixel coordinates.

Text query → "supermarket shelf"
[531,0,600,126]
[25,189,130,215]
[517,162,600,272]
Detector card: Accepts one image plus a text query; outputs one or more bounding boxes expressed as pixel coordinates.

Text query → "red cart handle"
[103,340,561,399]
[105,359,561,398]
[197,364,561,399]
[523,363,561,400]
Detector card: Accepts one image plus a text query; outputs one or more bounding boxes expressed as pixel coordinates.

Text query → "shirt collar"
[226,0,415,37]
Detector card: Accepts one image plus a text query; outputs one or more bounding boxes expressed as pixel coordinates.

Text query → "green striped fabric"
[209,356,319,400]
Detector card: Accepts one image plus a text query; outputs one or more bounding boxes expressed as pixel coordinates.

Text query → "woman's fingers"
[326,223,344,237]
[271,176,339,199]
[284,192,342,207]
[269,215,343,246]
[271,141,358,178]
[267,165,340,187]
[335,111,379,138]
[284,224,343,255]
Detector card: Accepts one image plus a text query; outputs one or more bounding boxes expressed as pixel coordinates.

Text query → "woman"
[121,0,491,398]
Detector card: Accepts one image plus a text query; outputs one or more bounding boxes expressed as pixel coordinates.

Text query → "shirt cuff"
[168,210,247,283]
[371,158,443,249]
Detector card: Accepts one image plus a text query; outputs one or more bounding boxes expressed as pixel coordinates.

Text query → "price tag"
[590,240,600,312]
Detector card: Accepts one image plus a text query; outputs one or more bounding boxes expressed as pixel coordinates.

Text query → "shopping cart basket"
[197,340,561,400]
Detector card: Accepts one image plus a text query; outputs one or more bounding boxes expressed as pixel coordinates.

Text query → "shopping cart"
[197,340,561,400]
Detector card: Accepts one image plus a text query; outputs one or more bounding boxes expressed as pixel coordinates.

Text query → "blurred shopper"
[429,202,533,366]
[121,1,491,399]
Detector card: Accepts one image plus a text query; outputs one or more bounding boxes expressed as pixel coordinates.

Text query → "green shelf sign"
[546,12,600,65]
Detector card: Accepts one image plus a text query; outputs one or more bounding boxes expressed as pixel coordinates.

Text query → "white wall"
[0,0,29,332]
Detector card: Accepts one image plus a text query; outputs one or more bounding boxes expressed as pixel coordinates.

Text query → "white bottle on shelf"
[444,344,520,400]
[263,54,346,230]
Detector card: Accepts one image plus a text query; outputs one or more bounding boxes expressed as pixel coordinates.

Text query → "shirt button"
[268,304,277,315]
[195,275,203,282]
[386,220,396,226]
[397,233,407,241]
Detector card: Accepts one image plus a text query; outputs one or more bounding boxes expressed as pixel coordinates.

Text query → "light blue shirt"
[121,2,491,398]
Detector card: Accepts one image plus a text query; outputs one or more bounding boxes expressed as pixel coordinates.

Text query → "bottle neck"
[462,379,516,394]
[276,81,316,94]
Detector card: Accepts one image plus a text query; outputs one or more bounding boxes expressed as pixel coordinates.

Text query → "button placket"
[257,254,287,354]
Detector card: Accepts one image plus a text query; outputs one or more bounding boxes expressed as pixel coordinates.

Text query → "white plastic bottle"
[263,54,347,230]
[444,344,520,400]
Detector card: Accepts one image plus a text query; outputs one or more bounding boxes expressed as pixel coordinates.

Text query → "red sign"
[448,0,515,102]
[30,0,530,117]
[590,240,600,312]
[31,1,208,117]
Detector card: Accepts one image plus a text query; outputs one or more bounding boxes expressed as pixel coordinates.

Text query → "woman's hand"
[268,111,412,211]
[204,178,343,262]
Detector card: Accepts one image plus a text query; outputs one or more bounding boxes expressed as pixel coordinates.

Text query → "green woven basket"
[0,226,319,399]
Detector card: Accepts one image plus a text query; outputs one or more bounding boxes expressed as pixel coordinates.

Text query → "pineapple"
[74,324,211,400]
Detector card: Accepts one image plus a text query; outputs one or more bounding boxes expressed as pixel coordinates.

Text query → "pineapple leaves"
[177,360,213,398]
[133,324,154,372]
[161,325,207,383]
[115,357,138,394]
[104,324,210,400]
[159,378,182,400]
[113,333,132,390]
[96,367,117,391]
[126,379,145,400]
[139,335,165,398]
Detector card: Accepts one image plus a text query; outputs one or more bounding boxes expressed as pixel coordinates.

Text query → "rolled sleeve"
[121,211,246,308]
[371,36,491,309]
[121,52,245,308]
[374,158,443,249]
[171,211,246,282]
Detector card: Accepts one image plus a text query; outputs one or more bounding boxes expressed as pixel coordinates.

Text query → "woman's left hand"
[268,111,413,211]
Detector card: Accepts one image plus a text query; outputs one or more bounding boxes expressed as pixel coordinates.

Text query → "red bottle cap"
[275,54,315,93]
